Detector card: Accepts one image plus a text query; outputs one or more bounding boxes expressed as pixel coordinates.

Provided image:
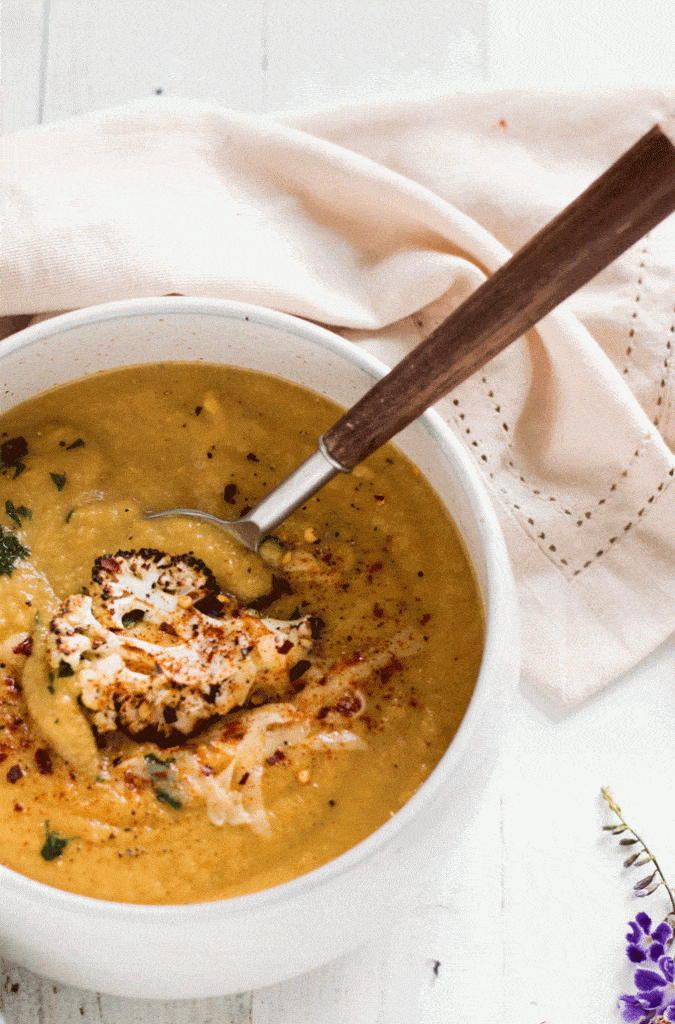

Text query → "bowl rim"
[0,296,519,920]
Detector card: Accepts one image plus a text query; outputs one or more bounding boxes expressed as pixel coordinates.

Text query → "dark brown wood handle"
[322,124,675,470]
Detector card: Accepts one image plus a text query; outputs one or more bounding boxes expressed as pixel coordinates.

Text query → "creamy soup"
[0,363,482,904]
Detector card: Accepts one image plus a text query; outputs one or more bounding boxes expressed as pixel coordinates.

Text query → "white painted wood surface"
[2,4,675,1022]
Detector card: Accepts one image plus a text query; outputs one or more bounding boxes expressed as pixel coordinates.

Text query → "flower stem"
[602,787,675,917]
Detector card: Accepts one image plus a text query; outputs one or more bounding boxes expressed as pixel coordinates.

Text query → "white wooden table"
[2,4,675,1022]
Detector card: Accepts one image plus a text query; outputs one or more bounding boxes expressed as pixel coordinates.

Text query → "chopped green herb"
[155,789,182,809]
[40,821,76,861]
[57,660,74,678]
[65,509,75,524]
[145,752,172,771]
[0,526,30,577]
[5,500,31,527]
[145,753,174,782]
[144,754,182,809]
[50,472,67,491]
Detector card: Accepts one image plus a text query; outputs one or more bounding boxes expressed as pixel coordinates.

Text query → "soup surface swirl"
[0,362,482,903]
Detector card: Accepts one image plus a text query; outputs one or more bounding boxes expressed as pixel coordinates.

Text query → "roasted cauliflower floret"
[46,549,312,739]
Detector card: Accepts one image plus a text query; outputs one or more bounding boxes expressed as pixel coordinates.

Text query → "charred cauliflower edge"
[46,548,313,740]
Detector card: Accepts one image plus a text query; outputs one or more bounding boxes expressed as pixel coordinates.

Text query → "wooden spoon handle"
[322,124,675,470]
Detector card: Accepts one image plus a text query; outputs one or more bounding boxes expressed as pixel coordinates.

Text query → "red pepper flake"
[6,764,24,783]
[0,753,7,764]
[420,613,431,626]
[246,452,259,463]
[223,483,238,504]
[13,802,24,812]
[238,772,249,785]
[4,675,22,694]
[159,622,178,637]
[373,603,384,619]
[265,749,286,766]
[309,615,325,639]
[99,557,120,573]
[316,706,330,720]
[1,436,28,467]
[34,748,53,775]
[289,658,310,683]
[498,118,507,128]
[378,657,403,685]
[221,719,246,742]
[334,694,362,717]
[277,638,294,655]
[367,560,384,582]
[12,636,33,656]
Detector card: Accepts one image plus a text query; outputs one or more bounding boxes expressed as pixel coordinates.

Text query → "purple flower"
[627,913,674,964]
[620,954,675,1021]
[618,993,648,1022]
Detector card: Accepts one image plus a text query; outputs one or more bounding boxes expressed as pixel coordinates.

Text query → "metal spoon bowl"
[146,438,342,552]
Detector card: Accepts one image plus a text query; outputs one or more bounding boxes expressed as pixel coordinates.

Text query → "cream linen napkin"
[2,89,675,705]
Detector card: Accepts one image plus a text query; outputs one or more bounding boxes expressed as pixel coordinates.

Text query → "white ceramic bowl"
[0,297,519,999]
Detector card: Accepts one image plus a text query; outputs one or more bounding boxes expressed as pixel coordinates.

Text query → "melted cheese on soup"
[0,362,482,904]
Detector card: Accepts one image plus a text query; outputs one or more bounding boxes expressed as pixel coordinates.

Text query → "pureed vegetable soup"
[0,362,483,904]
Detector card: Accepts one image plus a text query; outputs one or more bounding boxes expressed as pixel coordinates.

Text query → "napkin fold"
[2,88,675,705]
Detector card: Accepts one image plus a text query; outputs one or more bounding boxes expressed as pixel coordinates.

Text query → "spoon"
[148,122,675,552]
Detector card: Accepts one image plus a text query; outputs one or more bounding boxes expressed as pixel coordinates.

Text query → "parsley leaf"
[0,526,30,577]
[155,789,182,809]
[40,821,76,861]
[5,500,31,527]
[144,754,182,810]
[50,473,67,491]
[145,752,172,776]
